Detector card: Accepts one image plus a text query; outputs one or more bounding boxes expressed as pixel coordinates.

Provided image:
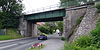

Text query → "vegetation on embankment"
[95,2,100,13]
[63,15,100,50]
[0,28,23,40]
[0,0,23,40]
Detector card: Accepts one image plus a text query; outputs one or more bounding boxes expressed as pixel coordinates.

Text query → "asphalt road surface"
[0,37,43,50]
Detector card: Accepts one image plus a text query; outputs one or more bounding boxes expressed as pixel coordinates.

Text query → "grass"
[0,28,23,40]
[28,48,40,50]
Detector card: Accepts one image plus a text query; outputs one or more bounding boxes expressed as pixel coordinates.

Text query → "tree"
[60,0,74,2]
[0,0,23,28]
[60,0,79,8]
[38,22,57,34]
[56,21,63,33]
[60,0,96,8]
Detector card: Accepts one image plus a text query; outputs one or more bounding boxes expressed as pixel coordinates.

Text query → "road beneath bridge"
[0,37,43,50]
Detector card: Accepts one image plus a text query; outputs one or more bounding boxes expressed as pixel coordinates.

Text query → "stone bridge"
[19,0,99,41]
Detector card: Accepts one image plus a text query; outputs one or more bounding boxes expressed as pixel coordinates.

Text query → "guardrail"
[24,0,99,14]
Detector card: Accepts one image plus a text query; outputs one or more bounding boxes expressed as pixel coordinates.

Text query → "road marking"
[0,44,18,49]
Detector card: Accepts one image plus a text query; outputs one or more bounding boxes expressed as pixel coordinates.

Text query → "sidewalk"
[41,33,64,50]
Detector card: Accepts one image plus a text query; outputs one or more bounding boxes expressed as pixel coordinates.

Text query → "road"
[0,37,43,50]
[0,33,61,50]
[41,33,64,50]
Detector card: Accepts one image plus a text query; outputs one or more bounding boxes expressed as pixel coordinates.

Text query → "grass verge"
[28,45,45,50]
[0,28,23,40]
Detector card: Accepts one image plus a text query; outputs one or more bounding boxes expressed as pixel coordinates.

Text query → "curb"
[0,37,35,43]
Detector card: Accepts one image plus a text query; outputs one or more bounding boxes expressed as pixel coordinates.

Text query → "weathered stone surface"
[69,6,97,42]
[32,23,38,37]
[19,17,28,36]
[19,17,38,37]
[63,8,86,39]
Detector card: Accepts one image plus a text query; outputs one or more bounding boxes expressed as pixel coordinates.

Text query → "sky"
[22,0,60,13]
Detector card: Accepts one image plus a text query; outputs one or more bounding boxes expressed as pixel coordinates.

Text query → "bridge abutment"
[19,18,38,37]
[32,23,38,37]
[63,7,87,40]
[27,21,32,36]
[27,22,38,37]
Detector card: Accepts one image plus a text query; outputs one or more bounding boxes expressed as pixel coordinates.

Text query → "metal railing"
[24,0,99,14]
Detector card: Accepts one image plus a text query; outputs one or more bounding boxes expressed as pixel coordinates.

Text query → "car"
[38,35,47,40]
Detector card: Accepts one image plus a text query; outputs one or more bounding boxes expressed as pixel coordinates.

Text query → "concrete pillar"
[32,23,38,37]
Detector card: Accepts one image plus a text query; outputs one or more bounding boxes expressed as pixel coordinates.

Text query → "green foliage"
[83,46,98,50]
[38,26,50,34]
[96,22,100,28]
[90,20,100,48]
[0,0,23,28]
[64,36,100,50]
[76,16,84,25]
[38,22,58,34]
[0,22,3,29]
[90,29,100,38]
[95,2,100,13]
[38,21,63,34]
[45,22,57,34]
[64,42,81,50]
[74,36,93,48]
[63,20,100,50]
[56,21,63,32]
[60,0,74,3]
[95,2,100,9]
[60,0,96,8]
[61,37,66,41]
[0,28,22,40]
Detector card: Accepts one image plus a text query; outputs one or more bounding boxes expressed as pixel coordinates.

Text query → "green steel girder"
[25,9,66,20]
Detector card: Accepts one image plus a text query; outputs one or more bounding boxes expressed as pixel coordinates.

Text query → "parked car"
[38,35,47,40]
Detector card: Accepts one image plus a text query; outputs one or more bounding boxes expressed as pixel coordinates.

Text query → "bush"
[74,36,92,48]
[63,15,100,50]
[90,22,100,48]
[95,2,100,13]
[64,42,80,50]
[90,29,100,37]
[96,22,100,29]
[61,37,66,41]
[63,34,100,50]
[95,2,100,9]
[84,46,98,50]
[38,26,50,34]
[64,42,97,50]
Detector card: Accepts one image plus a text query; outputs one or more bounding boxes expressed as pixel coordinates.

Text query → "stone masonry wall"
[63,8,87,39]
[19,17,28,36]
[69,6,97,42]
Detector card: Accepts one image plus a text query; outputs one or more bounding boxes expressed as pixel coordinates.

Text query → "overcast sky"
[22,0,60,13]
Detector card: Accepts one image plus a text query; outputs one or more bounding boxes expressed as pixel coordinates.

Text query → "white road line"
[0,44,18,49]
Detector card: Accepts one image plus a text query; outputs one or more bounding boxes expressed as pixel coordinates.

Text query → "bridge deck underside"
[29,17,63,22]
